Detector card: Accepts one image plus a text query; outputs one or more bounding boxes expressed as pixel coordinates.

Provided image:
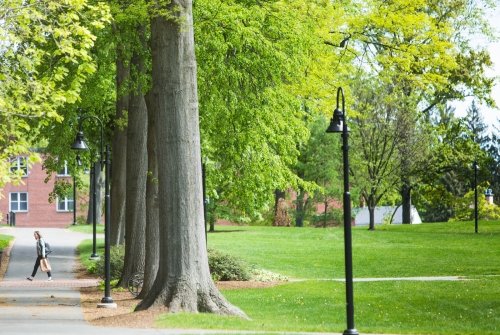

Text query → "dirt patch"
[0,241,14,280]
[81,287,165,328]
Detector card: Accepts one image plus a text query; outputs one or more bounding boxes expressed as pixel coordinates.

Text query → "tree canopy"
[0,0,111,185]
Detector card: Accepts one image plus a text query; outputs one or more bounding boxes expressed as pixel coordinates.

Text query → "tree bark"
[121,48,148,287]
[368,206,375,231]
[366,194,376,230]
[401,182,412,224]
[86,165,94,224]
[136,1,246,317]
[110,47,129,246]
[323,200,328,228]
[273,189,286,226]
[294,187,306,227]
[139,90,159,298]
[209,216,216,232]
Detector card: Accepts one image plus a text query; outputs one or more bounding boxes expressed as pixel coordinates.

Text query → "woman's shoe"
[26,276,33,281]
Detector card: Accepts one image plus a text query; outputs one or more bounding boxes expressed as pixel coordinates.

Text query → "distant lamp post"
[473,161,478,234]
[71,114,116,308]
[202,162,208,247]
[326,87,358,335]
[73,154,83,226]
[72,174,77,225]
[72,126,99,260]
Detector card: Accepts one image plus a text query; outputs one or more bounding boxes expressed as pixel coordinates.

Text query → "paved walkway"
[0,227,357,335]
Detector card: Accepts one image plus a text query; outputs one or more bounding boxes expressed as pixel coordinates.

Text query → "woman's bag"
[40,258,51,272]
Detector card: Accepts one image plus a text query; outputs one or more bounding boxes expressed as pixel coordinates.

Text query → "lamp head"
[326,108,344,133]
[71,131,89,151]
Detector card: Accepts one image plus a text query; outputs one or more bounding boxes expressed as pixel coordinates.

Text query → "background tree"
[464,100,490,148]
[350,80,404,230]
[341,0,496,223]
[120,27,149,288]
[294,114,342,227]
[485,123,500,204]
[195,0,340,226]
[0,1,111,187]
[413,106,489,221]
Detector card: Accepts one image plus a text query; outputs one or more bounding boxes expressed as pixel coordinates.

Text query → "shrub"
[208,248,251,281]
[311,208,343,227]
[92,245,125,281]
[250,268,288,282]
[451,188,500,221]
[87,245,251,282]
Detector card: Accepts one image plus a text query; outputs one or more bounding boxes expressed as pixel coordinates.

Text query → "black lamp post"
[71,115,116,308]
[72,125,100,260]
[473,161,478,234]
[202,162,208,247]
[89,164,99,259]
[72,174,77,225]
[326,87,358,335]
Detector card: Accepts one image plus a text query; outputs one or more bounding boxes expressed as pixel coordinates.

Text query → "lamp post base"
[343,329,359,335]
[89,254,100,261]
[97,296,117,309]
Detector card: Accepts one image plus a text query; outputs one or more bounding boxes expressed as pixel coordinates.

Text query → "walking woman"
[26,231,52,281]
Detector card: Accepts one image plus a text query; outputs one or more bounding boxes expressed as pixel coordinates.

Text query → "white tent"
[354,206,422,226]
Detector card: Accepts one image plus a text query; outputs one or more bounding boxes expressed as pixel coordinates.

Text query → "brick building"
[0,156,83,228]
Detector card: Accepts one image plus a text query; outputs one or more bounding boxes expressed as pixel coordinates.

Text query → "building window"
[10,192,28,212]
[57,197,74,212]
[57,161,71,177]
[10,157,28,176]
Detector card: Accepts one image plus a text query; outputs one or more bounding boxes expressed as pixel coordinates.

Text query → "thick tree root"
[135,280,249,319]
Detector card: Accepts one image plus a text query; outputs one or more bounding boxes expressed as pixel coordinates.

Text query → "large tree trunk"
[323,200,328,228]
[110,47,129,246]
[208,195,217,232]
[273,189,285,226]
[401,182,412,224]
[136,1,245,317]
[139,90,159,298]
[397,102,413,225]
[367,195,376,230]
[368,206,375,231]
[120,48,148,287]
[86,165,94,224]
[273,190,290,226]
[295,187,306,227]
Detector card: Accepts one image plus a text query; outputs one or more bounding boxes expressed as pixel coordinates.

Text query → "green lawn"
[205,221,499,279]
[68,223,104,235]
[154,221,500,334]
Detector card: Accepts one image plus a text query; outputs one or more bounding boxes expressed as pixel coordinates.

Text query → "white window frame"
[10,157,28,177]
[9,192,28,212]
[57,161,71,177]
[57,196,74,212]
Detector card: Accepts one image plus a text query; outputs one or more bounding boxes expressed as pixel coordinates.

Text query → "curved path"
[0,227,186,335]
[0,227,101,335]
